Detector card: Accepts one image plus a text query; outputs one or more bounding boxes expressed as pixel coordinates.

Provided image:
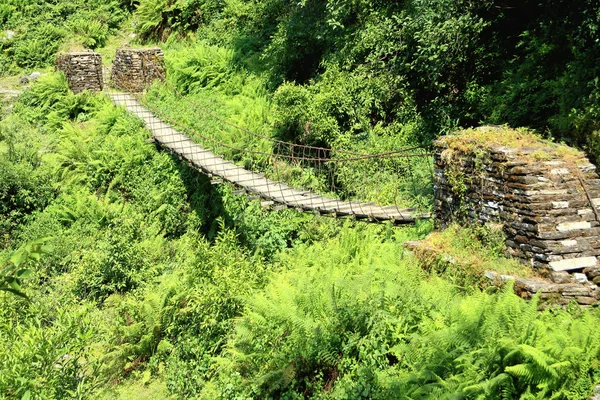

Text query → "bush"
[0,115,54,246]
[15,72,106,131]
[0,160,53,245]
[0,300,101,399]
[11,24,66,69]
[166,42,236,95]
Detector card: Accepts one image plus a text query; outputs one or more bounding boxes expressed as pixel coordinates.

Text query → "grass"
[0,75,23,90]
[408,224,533,289]
[97,377,173,400]
[440,125,584,163]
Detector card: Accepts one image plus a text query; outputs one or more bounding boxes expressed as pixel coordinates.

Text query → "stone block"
[549,271,571,284]
[575,296,598,305]
[552,201,569,209]
[573,273,588,284]
[549,256,598,271]
[556,221,592,232]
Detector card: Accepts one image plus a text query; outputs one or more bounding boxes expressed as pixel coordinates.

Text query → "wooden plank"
[108,92,428,225]
[293,197,343,210]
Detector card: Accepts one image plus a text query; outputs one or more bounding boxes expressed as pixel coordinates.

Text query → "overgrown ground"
[1,68,600,400]
[3,1,600,399]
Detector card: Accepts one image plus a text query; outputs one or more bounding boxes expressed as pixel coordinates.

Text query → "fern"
[100,278,183,378]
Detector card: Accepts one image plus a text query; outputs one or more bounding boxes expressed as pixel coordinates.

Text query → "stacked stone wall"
[435,126,600,272]
[111,48,165,92]
[55,52,103,94]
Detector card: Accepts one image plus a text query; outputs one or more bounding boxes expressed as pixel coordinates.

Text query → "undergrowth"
[3,1,600,398]
[408,224,532,291]
[0,0,128,73]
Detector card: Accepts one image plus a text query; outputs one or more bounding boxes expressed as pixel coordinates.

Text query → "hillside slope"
[2,1,600,399]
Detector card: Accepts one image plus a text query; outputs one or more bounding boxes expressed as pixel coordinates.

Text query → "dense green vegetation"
[0,0,128,72]
[3,1,600,399]
[127,0,600,157]
[2,74,600,399]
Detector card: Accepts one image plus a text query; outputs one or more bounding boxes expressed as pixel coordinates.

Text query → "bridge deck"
[109,92,424,224]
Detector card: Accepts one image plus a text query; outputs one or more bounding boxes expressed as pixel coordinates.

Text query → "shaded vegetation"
[3,0,600,399]
[130,0,600,158]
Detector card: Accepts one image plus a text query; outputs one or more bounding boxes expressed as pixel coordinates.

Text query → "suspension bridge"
[106,62,432,224]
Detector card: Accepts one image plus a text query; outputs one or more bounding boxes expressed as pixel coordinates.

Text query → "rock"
[550,271,571,284]
[556,221,592,232]
[584,266,600,279]
[573,273,588,284]
[576,296,598,305]
[4,30,14,39]
[0,88,20,98]
[561,286,593,296]
[484,270,498,280]
[19,72,42,85]
[29,72,41,81]
[593,276,600,285]
[549,256,597,271]
[591,385,600,400]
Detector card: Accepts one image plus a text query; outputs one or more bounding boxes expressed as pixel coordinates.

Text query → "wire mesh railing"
[103,55,433,223]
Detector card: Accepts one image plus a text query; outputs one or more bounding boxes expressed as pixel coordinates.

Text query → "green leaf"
[141,369,152,385]
[40,244,54,253]
[0,287,28,299]
[9,251,27,268]
[16,269,33,278]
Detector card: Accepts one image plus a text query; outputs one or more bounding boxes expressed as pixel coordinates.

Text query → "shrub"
[68,18,109,49]
[71,204,161,299]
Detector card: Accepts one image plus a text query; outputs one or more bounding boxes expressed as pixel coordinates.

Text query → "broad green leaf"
[0,287,28,299]
[16,269,33,278]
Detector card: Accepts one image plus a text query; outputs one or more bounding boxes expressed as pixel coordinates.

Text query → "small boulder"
[591,385,600,400]
[573,273,588,284]
[576,296,597,305]
[19,72,41,85]
[550,271,571,284]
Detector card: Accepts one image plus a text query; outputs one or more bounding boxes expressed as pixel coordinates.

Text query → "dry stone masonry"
[111,48,165,92]
[55,52,103,94]
[434,126,600,273]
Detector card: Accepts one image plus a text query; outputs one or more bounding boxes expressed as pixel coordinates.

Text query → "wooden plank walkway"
[109,92,425,224]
